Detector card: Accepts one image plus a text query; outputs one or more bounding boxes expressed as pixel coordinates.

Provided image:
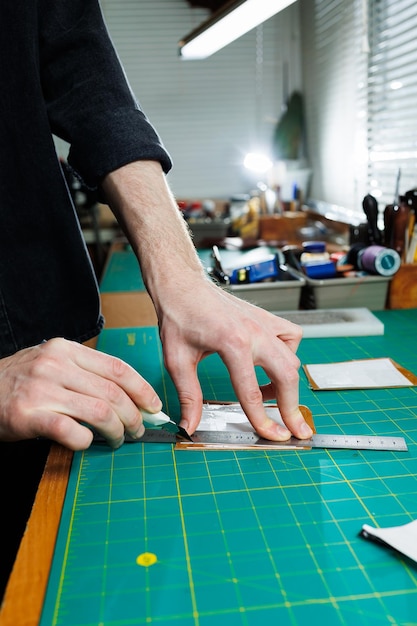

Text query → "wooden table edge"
[0,444,73,626]
[0,242,148,625]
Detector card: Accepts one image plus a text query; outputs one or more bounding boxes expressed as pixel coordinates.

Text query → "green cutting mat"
[100,245,281,294]
[100,247,145,293]
[40,310,417,626]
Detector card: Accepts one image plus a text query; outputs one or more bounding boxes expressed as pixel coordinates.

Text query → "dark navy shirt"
[0,0,172,357]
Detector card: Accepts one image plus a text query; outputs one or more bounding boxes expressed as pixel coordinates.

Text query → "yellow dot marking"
[136,552,158,567]
[127,332,136,346]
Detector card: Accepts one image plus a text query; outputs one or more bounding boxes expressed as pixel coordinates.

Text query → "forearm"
[101,160,208,316]
[101,160,311,442]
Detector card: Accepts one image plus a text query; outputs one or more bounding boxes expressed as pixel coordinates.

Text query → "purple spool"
[358,245,401,276]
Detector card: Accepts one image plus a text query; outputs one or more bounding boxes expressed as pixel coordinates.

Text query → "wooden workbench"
[1,244,417,626]
[0,241,158,626]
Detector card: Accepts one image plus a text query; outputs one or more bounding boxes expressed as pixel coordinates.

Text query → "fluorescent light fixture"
[179,0,297,60]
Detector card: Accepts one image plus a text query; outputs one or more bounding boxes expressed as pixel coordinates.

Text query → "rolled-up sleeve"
[38,0,172,188]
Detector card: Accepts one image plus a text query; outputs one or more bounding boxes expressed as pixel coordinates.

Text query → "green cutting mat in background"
[100,246,146,293]
[40,311,417,626]
[99,245,281,294]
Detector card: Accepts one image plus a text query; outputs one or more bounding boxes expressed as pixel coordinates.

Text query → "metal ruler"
[131,429,408,451]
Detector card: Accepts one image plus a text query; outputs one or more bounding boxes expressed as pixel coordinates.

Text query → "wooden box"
[387,264,417,309]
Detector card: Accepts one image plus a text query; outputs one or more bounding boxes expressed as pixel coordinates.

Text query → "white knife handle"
[141,409,171,426]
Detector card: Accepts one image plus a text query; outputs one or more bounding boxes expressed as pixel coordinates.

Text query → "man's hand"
[102,160,313,442]
[0,338,162,450]
[158,278,313,441]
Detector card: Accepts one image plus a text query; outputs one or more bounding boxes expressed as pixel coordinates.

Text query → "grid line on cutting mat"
[40,313,417,626]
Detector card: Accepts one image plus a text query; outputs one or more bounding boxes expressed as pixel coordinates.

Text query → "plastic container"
[187,219,230,246]
[298,273,391,310]
[199,247,305,311]
[223,267,305,311]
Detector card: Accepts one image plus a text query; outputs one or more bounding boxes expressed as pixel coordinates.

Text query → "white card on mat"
[361,519,417,563]
[304,357,415,390]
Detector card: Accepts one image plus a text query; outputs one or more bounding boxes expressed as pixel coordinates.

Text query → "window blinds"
[300,0,367,217]
[367,0,417,208]
[302,0,417,218]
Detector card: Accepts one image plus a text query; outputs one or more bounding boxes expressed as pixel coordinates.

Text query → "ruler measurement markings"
[116,430,408,451]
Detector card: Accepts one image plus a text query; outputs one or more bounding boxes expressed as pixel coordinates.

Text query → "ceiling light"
[243,152,273,174]
[179,0,297,60]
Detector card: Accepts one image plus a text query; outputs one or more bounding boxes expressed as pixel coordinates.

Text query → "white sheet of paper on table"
[200,404,285,433]
[361,519,417,563]
[304,357,414,390]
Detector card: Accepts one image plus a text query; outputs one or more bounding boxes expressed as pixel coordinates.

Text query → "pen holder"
[387,263,417,309]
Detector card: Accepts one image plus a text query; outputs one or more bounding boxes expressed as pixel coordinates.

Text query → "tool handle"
[384,204,395,248]
[210,246,230,284]
[142,409,171,426]
[392,199,410,259]
[362,194,381,244]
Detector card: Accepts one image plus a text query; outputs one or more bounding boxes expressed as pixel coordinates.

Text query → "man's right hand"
[0,338,163,450]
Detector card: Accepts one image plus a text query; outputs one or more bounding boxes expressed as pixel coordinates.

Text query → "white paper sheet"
[361,519,417,563]
[304,357,414,390]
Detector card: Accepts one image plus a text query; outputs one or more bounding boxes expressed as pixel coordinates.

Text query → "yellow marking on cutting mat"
[136,552,158,567]
[127,332,136,346]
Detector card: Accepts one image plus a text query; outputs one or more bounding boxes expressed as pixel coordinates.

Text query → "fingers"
[260,382,313,439]
[163,337,311,442]
[160,294,311,441]
[51,339,163,443]
[216,303,311,439]
[67,339,162,411]
[29,407,96,451]
[31,384,145,450]
[219,334,312,441]
[1,339,161,449]
[163,347,203,435]
[222,357,296,441]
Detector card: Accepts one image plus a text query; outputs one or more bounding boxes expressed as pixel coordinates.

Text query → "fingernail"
[179,419,189,431]
[151,395,163,410]
[112,435,126,450]
[300,422,313,438]
[270,422,291,440]
[131,423,145,440]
